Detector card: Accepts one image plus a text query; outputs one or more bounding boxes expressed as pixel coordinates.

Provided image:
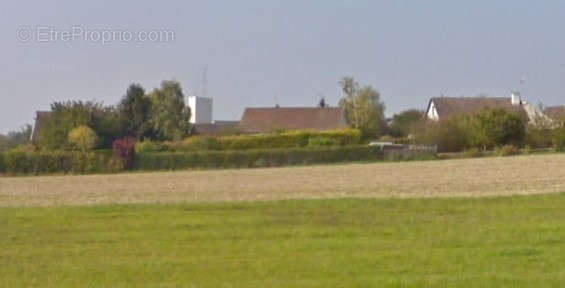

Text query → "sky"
[1,0,565,133]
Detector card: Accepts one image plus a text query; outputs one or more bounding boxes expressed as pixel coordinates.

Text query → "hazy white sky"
[1,0,565,132]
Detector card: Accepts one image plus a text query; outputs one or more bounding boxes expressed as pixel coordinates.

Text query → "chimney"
[511,92,522,106]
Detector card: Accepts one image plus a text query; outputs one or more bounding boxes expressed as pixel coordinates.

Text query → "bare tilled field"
[1,154,564,207]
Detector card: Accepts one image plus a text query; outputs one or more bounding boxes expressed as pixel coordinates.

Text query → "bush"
[307,137,338,147]
[525,127,553,149]
[0,151,119,175]
[495,145,520,157]
[464,148,482,158]
[415,115,472,152]
[136,141,163,153]
[68,126,98,153]
[113,138,136,170]
[177,137,222,151]
[415,109,526,152]
[134,146,383,171]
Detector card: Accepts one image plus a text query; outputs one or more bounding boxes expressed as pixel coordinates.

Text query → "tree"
[148,80,191,141]
[470,108,526,150]
[0,125,32,152]
[39,101,91,150]
[389,110,424,138]
[118,84,151,140]
[68,126,98,154]
[38,101,118,150]
[338,77,386,139]
[415,114,473,152]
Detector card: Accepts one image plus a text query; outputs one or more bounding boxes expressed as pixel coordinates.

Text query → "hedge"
[0,151,121,175]
[134,145,383,171]
[139,129,362,152]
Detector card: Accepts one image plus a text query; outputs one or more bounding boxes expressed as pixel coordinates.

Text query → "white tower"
[511,92,522,106]
[187,96,213,124]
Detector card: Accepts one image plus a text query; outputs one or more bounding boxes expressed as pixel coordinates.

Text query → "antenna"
[202,67,208,98]
[274,92,280,108]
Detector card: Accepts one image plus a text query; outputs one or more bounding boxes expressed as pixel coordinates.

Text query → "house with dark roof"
[30,111,51,142]
[426,93,554,126]
[239,107,347,134]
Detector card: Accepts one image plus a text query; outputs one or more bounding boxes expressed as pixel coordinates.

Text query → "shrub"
[495,145,520,157]
[136,141,163,153]
[525,127,553,149]
[464,148,482,158]
[415,115,471,152]
[415,109,526,152]
[180,137,222,151]
[307,137,338,147]
[113,138,136,170]
[134,146,383,171]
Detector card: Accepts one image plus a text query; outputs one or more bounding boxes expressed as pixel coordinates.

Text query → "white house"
[425,93,555,127]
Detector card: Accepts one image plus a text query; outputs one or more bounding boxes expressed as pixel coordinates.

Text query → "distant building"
[544,106,565,123]
[425,93,555,126]
[191,121,240,136]
[187,96,213,124]
[239,107,347,134]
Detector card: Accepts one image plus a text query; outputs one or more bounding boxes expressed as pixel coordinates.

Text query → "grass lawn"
[2,194,565,287]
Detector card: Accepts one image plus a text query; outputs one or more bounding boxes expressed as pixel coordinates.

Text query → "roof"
[544,106,565,121]
[427,97,524,119]
[239,107,347,133]
[30,111,51,142]
[191,121,240,136]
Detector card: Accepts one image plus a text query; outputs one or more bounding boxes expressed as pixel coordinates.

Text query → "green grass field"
[2,194,565,287]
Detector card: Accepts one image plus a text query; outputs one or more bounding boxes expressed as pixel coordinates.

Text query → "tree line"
[2,76,563,154]
[35,80,191,152]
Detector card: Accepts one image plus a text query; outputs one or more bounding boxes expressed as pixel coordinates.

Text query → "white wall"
[187,96,213,124]
[427,101,439,121]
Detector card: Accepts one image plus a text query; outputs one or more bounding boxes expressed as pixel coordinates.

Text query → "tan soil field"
[1,154,564,207]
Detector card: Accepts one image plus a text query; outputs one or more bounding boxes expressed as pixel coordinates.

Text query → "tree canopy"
[389,110,424,138]
[118,84,151,140]
[338,77,386,139]
[68,126,98,154]
[149,80,191,141]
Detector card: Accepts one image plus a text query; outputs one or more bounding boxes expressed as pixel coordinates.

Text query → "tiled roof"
[428,97,524,118]
[239,107,347,133]
[544,106,565,121]
[192,121,240,136]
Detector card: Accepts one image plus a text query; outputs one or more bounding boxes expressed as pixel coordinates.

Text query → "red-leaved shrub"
[113,138,136,170]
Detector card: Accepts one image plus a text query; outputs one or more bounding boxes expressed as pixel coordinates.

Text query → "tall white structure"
[187,96,213,124]
[511,92,522,106]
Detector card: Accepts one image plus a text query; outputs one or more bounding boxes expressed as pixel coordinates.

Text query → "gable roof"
[239,107,347,133]
[544,106,565,121]
[191,121,240,136]
[427,97,523,119]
